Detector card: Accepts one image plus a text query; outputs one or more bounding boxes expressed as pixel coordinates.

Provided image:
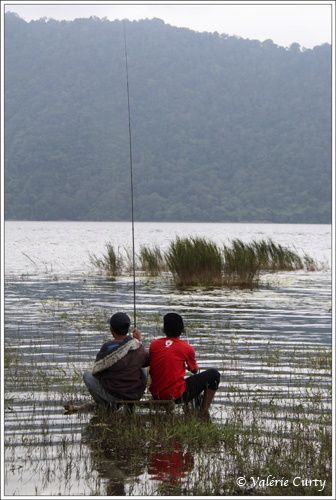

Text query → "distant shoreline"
[4,219,332,225]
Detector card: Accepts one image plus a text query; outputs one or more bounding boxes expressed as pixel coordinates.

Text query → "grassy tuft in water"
[139,246,165,276]
[252,238,304,271]
[89,237,317,288]
[4,348,19,369]
[222,238,310,287]
[223,239,260,288]
[85,411,222,450]
[303,253,319,271]
[80,401,332,496]
[90,243,123,278]
[165,237,223,286]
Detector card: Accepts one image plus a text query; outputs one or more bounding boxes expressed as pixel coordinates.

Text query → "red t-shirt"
[149,337,198,400]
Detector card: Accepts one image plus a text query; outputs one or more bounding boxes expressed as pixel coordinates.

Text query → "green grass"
[90,243,122,278]
[85,411,222,450]
[80,402,332,496]
[222,238,310,288]
[139,245,165,276]
[89,237,317,289]
[223,239,260,288]
[5,311,332,496]
[303,253,319,271]
[165,237,223,286]
[252,239,304,271]
[4,348,19,369]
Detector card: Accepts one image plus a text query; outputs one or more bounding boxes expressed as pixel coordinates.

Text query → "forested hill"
[5,13,331,222]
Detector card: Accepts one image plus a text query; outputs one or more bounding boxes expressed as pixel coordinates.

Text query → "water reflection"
[82,414,146,496]
[148,445,194,482]
[82,412,195,494]
[4,260,332,495]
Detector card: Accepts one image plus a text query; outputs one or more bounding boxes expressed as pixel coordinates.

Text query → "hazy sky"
[4,1,333,49]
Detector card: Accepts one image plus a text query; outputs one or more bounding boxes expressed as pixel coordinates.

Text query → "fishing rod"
[123,21,137,327]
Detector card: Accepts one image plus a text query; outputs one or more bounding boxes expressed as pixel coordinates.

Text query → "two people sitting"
[83,311,220,418]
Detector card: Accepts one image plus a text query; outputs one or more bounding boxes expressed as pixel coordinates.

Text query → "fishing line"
[123,21,137,327]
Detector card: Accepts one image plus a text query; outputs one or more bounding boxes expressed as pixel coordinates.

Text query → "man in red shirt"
[149,313,220,418]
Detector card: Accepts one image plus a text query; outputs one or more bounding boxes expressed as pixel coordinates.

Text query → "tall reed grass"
[90,243,122,278]
[165,237,223,286]
[223,239,260,288]
[90,237,315,288]
[252,239,304,271]
[139,246,165,276]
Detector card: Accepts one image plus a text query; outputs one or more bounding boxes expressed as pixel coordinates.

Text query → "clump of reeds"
[139,246,165,276]
[303,253,319,271]
[252,239,304,271]
[223,239,260,288]
[89,237,316,287]
[90,243,122,278]
[165,237,223,286]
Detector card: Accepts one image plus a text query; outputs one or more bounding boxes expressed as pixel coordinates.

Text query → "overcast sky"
[3,1,333,49]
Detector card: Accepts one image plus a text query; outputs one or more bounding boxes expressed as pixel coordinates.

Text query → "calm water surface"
[4,222,332,495]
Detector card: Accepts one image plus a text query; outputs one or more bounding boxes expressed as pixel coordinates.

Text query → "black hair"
[165,330,182,338]
[110,325,129,336]
[109,312,130,336]
[163,313,184,338]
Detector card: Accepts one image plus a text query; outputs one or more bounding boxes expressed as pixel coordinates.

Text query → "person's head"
[163,313,184,338]
[109,312,130,337]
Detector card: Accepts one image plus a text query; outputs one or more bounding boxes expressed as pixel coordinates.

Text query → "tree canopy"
[5,13,331,222]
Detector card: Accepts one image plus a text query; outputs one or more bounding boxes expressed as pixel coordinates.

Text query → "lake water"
[5,221,331,275]
[4,221,332,495]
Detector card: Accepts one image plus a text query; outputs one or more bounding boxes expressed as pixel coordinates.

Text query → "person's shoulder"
[150,337,165,343]
[177,338,195,351]
[96,339,115,360]
[101,339,114,348]
[176,337,189,345]
[149,337,165,348]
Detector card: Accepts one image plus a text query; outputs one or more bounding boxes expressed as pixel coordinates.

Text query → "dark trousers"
[175,368,220,404]
[83,371,120,407]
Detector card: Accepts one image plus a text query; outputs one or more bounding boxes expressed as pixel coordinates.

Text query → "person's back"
[149,312,220,419]
[94,336,148,400]
[149,336,197,400]
[83,312,149,406]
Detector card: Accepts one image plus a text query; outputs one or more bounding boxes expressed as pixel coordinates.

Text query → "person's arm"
[95,342,109,361]
[186,345,198,373]
[132,327,142,342]
[143,349,150,367]
[133,328,150,366]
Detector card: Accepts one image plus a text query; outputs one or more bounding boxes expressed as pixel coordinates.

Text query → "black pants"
[175,368,220,404]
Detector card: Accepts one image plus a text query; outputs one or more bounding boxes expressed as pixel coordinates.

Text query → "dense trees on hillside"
[4,13,331,222]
